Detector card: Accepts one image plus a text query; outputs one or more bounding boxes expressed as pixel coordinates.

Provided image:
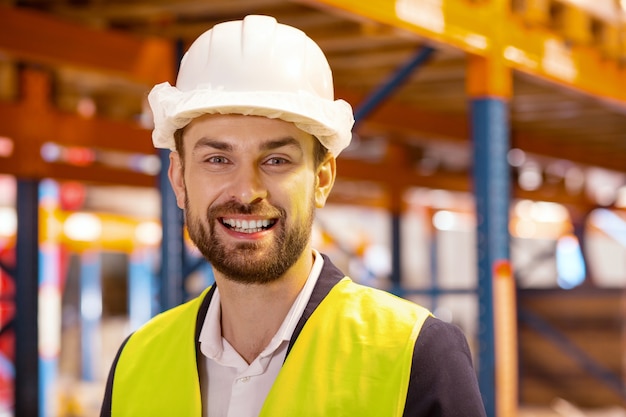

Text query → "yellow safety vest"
[110,277,431,416]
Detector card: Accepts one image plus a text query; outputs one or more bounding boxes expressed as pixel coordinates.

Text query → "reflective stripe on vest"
[111,278,431,416]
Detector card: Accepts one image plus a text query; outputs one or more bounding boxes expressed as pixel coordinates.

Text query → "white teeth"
[222,218,274,233]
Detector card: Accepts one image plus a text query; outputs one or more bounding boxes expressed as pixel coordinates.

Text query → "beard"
[185,197,314,285]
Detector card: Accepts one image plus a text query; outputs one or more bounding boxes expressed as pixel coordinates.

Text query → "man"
[101,15,487,416]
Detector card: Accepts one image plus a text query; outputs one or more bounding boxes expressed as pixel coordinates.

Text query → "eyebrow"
[260,137,302,152]
[192,138,232,152]
[192,136,302,153]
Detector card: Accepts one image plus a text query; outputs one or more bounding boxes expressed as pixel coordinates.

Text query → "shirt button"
[240,376,250,383]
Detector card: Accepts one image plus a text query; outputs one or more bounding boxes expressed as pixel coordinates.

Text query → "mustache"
[207,200,284,218]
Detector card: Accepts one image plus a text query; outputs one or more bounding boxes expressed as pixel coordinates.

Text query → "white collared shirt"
[199,250,324,417]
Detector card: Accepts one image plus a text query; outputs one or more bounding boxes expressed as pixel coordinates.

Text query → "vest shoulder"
[336,278,431,317]
[314,278,432,338]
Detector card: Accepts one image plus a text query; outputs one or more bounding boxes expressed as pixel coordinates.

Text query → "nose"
[229,164,267,204]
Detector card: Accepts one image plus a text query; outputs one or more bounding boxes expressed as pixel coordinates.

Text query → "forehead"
[182,114,315,151]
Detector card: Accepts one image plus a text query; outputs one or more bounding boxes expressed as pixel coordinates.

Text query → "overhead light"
[0,207,16,237]
[433,210,456,231]
[0,136,13,157]
[556,235,585,290]
[135,221,162,246]
[63,213,102,242]
[77,97,96,118]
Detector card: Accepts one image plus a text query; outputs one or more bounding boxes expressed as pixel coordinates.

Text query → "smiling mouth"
[220,218,277,234]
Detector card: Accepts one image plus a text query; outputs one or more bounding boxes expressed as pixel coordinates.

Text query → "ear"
[314,154,336,208]
[168,151,187,209]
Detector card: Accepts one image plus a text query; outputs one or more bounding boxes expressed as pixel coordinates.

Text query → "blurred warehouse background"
[2,0,626,415]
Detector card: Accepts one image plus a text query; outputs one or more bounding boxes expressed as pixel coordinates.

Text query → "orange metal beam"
[338,89,626,173]
[0,4,174,85]
[337,157,471,191]
[467,54,512,99]
[336,88,469,140]
[0,68,155,186]
[306,0,626,107]
[1,156,156,187]
[0,68,598,201]
[335,155,596,211]
[0,100,154,154]
[511,130,625,173]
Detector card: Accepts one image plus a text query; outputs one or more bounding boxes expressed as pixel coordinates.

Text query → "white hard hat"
[148,15,354,157]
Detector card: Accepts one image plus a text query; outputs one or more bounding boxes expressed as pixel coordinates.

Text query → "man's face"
[168,114,335,284]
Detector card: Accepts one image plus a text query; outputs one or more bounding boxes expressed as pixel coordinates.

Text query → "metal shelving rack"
[1,0,625,415]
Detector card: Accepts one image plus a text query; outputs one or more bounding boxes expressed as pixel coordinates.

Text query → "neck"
[215,250,314,363]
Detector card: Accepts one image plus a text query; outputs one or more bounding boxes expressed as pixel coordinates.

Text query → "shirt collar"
[199,249,324,361]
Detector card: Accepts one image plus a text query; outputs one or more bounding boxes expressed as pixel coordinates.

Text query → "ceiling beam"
[337,88,469,141]
[337,156,470,191]
[339,89,626,172]
[1,155,156,188]
[305,0,626,107]
[0,4,174,85]
[335,155,597,212]
[0,66,602,209]
[43,0,289,22]
[0,67,155,186]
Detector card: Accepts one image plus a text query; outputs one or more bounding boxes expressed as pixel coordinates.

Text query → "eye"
[206,155,230,164]
[265,157,289,166]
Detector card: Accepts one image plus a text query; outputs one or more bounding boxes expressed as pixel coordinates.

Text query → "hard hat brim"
[148,82,354,157]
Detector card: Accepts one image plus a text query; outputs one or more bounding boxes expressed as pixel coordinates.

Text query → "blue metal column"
[80,250,102,382]
[390,213,402,291]
[429,213,439,312]
[471,98,511,417]
[158,149,185,312]
[129,248,157,331]
[38,179,62,417]
[467,52,513,416]
[15,179,39,417]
